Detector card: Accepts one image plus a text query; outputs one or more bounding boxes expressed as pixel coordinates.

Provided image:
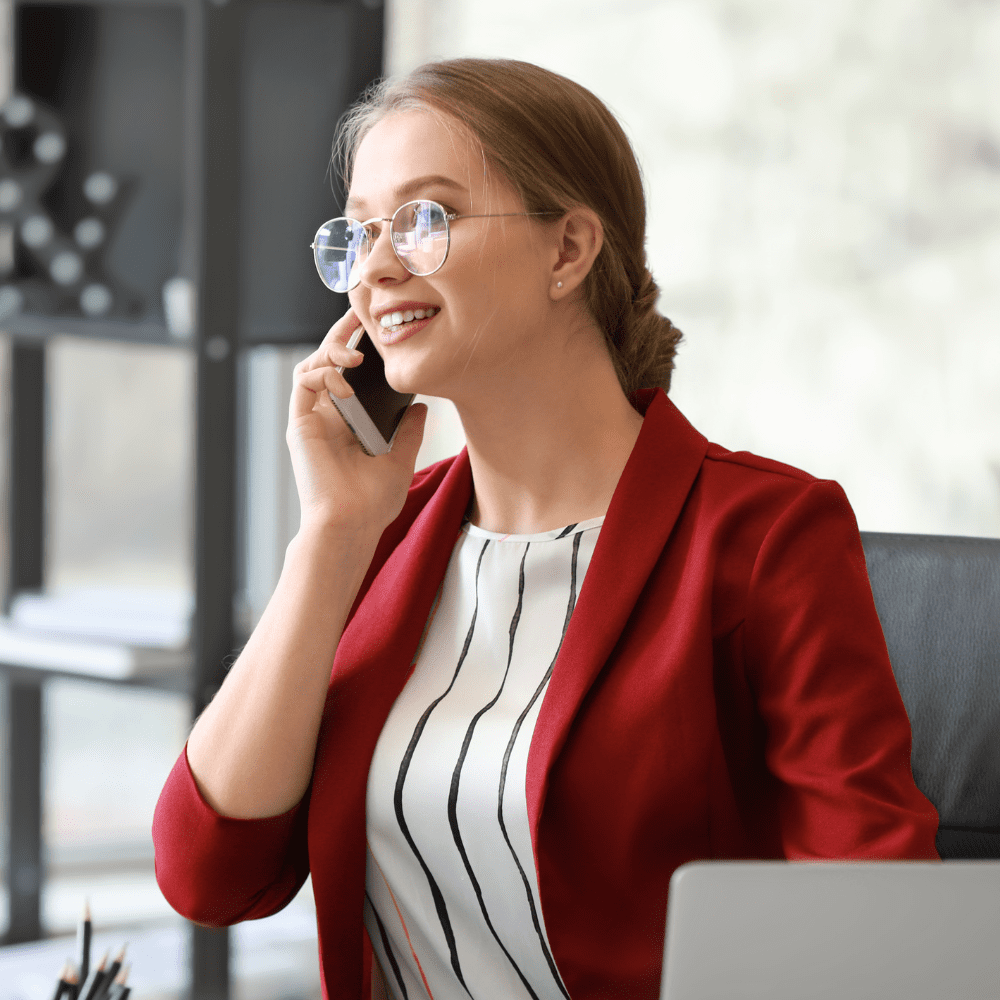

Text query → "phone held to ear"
[328,325,415,455]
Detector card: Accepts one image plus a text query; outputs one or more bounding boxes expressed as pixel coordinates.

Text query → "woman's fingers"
[291,306,369,423]
[297,309,367,375]
[296,340,364,376]
[289,375,321,423]
[289,365,355,422]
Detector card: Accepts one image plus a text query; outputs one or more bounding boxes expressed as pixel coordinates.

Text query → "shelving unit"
[0,1,384,995]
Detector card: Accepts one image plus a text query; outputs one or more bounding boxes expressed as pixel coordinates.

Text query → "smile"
[379,306,439,333]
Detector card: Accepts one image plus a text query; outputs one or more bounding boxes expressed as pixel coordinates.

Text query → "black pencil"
[79,949,109,1000]
[50,959,69,1000]
[77,901,92,988]
[96,944,126,999]
[65,964,80,1000]
[103,963,131,1000]
[50,960,76,1000]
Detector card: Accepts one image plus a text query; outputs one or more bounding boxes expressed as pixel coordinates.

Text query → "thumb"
[388,402,428,471]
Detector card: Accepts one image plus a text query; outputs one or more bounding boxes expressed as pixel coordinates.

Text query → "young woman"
[154,59,939,1000]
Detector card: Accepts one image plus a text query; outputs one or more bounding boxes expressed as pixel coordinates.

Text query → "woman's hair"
[334,58,682,395]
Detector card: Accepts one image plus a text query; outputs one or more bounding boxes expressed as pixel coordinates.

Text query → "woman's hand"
[184,309,427,818]
[288,307,427,538]
[187,311,427,819]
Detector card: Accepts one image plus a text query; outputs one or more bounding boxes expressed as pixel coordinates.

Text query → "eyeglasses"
[310,199,558,293]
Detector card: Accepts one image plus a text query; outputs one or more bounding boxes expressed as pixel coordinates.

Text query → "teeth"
[379,306,437,328]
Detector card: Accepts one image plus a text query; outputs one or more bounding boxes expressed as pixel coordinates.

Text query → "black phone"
[327,327,415,455]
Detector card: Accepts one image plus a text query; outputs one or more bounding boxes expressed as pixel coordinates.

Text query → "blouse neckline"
[460,514,606,543]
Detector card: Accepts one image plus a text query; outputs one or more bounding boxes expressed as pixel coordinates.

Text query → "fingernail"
[348,349,363,360]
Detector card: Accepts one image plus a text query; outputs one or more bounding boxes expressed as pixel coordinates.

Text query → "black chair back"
[861,532,1000,859]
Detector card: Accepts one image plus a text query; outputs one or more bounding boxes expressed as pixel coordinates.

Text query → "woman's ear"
[550,206,604,299]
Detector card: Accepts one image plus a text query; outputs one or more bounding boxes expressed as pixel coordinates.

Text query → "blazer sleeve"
[742,479,940,860]
[152,745,311,926]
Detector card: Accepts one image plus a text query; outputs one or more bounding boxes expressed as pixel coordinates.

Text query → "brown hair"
[334,58,682,395]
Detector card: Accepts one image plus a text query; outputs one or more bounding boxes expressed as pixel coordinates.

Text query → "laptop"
[661,861,1000,1000]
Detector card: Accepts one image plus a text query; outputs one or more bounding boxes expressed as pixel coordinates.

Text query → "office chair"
[861,532,1000,859]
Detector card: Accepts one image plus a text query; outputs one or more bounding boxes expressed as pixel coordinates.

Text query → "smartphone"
[328,325,415,455]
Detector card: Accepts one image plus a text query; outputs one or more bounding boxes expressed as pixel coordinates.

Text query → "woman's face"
[345,109,558,401]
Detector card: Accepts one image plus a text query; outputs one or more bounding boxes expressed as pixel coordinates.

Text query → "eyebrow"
[344,174,468,215]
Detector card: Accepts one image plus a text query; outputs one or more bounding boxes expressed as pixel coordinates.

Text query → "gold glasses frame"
[310,199,559,291]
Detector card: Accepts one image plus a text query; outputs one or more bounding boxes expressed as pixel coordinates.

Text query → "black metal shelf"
[2,1,384,995]
[5,313,175,346]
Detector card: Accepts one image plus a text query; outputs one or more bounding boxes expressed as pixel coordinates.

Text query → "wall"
[387,0,1000,537]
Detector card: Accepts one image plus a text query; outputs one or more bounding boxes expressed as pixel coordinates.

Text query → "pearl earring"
[556,281,563,288]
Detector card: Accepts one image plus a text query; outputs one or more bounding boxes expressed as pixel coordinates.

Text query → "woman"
[154,59,939,999]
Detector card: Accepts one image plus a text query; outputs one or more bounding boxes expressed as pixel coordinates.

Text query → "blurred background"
[0,0,997,997]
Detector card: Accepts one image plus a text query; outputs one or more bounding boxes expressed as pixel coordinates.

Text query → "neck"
[451,329,644,536]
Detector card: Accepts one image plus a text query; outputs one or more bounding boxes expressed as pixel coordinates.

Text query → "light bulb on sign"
[0,179,22,212]
[83,172,118,205]
[21,215,54,248]
[50,250,83,286]
[33,132,66,164]
[2,95,35,128]
[74,217,105,249]
[80,283,113,317]
[0,284,24,319]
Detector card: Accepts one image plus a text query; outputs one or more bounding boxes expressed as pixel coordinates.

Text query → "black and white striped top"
[364,514,605,1000]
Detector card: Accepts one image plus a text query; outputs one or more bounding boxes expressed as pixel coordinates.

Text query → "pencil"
[77,901,92,987]
[79,949,109,1000]
[50,960,76,1000]
[103,963,131,1000]
[99,944,127,998]
[65,964,80,1000]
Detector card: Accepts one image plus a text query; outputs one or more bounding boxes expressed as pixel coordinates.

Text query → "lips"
[376,304,440,331]
[376,308,438,346]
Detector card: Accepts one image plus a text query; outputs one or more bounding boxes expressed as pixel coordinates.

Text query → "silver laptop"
[661,861,1000,1000]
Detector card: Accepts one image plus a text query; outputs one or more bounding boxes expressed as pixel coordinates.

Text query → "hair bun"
[616,266,682,392]
[632,267,659,312]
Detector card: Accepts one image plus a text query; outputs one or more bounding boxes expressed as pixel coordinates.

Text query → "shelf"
[0,621,191,684]
[5,313,178,347]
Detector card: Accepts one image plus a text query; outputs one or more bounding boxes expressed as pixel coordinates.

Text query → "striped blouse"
[364,514,605,1000]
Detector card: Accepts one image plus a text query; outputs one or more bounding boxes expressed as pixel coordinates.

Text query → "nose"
[358,222,410,288]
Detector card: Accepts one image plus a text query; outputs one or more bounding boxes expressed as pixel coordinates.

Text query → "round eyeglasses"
[310,199,558,293]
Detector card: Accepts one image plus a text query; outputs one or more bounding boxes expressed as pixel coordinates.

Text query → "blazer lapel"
[337,449,472,677]
[309,447,473,999]
[322,445,474,737]
[524,388,710,843]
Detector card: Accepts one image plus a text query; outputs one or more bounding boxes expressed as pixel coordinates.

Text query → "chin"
[382,358,435,398]
[380,336,466,400]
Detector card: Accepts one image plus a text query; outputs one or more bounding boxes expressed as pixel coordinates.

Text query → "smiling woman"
[153,59,940,1000]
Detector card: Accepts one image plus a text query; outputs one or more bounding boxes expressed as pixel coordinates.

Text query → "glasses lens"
[313,218,364,292]
[391,201,449,276]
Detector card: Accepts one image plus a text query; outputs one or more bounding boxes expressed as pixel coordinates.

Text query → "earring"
[556,281,563,288]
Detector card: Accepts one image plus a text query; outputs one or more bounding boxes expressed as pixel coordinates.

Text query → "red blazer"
[153,388,939,999]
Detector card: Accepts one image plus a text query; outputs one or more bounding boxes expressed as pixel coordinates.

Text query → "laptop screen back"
[661,861,1000,1000]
